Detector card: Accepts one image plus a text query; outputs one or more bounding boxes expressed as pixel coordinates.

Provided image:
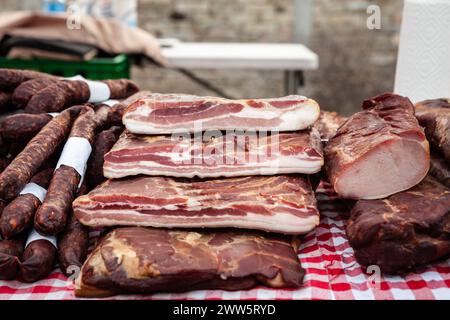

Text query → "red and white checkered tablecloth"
[1,183,449,300]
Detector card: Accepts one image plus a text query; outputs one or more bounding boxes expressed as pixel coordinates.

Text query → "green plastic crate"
[0,54,130,80]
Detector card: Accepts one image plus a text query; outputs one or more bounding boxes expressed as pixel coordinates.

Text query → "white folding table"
[159,40,319,97]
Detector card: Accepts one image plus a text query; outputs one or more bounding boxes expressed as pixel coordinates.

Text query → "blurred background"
[0,0,404,115]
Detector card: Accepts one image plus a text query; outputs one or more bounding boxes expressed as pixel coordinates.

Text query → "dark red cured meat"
[123,93,320,134]
[19,239,56,282]
[25,80,90,113]
[0,168,53,239]
[0,91,11,111]
[0,113,53,142]
[325,93,430,200]
[25,79,139,114]
[347,176,450,274]
[12,77,58,108]
[58,212,89,277]
[75,227,304,297]
[0,69,58,91]
[0,105,82,200]
[103,129,323,179]
[0,236,24,280]
[429,150,450,188]
[101,79,139,99]
[415,98,450,110]
[313,111,347,141]
[86,126,122,189]
[415,99,450,163]
[73,175,319,234]
[35,106,98,235]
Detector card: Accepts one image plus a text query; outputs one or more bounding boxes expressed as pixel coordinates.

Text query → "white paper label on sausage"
[56,137,92,186]
[100,99,120,107]
[47,112,59,118]
[19,183,47,203]
[65,75,111,103]
[26,228,57,249]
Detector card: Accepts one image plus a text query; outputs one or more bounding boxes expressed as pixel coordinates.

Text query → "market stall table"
[1,182,449,300]
[159,40,319,97]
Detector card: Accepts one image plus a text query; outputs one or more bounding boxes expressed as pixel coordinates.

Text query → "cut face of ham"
[122,93,320,134]
[346,176,450,274]
[73,175,319,235]
[324,93,430,200]
[103,129,323,179]
[75,227,304,297]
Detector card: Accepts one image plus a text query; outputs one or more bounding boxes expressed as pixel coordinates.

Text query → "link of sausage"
[0,105,82,200]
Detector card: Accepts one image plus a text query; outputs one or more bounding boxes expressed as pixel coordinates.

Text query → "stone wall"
[0,0,404,115]
[135,0,403,115]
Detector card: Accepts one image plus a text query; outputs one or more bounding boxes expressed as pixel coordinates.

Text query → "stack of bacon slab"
[73,93,324,297]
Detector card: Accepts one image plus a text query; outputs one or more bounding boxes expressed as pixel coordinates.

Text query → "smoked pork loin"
[75,227,304,297]
[73,175,319,235]
[346,176,450,274]
[324,93,429,200]
[122,93,320,134]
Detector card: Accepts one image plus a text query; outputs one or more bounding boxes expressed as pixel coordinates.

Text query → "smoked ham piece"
[415,98,450,163]
[103,129,323,179]
[429,150,450,188]
[75,227,304,297]
[324,93,430,200]
[73,175,319,234]
[122,93,320,134]
[347,176,450,274]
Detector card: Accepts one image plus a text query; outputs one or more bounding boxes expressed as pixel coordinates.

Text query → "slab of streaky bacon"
[122,93,320,134]
[103,128,323,179]
[73,175,319,235]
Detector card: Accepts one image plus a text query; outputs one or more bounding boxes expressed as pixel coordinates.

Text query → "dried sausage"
[0,105,82,200]
[0,68,57,91]
[12,78,58,108]
[58,212,89,277]
[0,168,53,239]
[35,106,96,235]
[86,126,122,189]
[0,113,53,142]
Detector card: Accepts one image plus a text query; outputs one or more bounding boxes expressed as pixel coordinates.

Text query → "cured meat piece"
[25,79,139,114]
[0,105,82,200]
[0,168,53,239]
[75,227,304,297]
[0,92,12,111]
[108,91,152,126]
[102,79,139,100]
[0,68,58,91]
[415,98,450,110]
[73,175,319,234]
[314,111,347,141]
[346,176,450,274]
[0,113,53,142]
[429,150,450,188]
[324,93,430,200]
[35,106,97,235]
[19,232,57,282]
[0,237,24,280]
[86,126,122,189]
[104,128,323,179]
[415,99,450,163]
[58,212,89,277]
[25,80,90,113]
[123,93,321,134]
[12,78,58,108]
